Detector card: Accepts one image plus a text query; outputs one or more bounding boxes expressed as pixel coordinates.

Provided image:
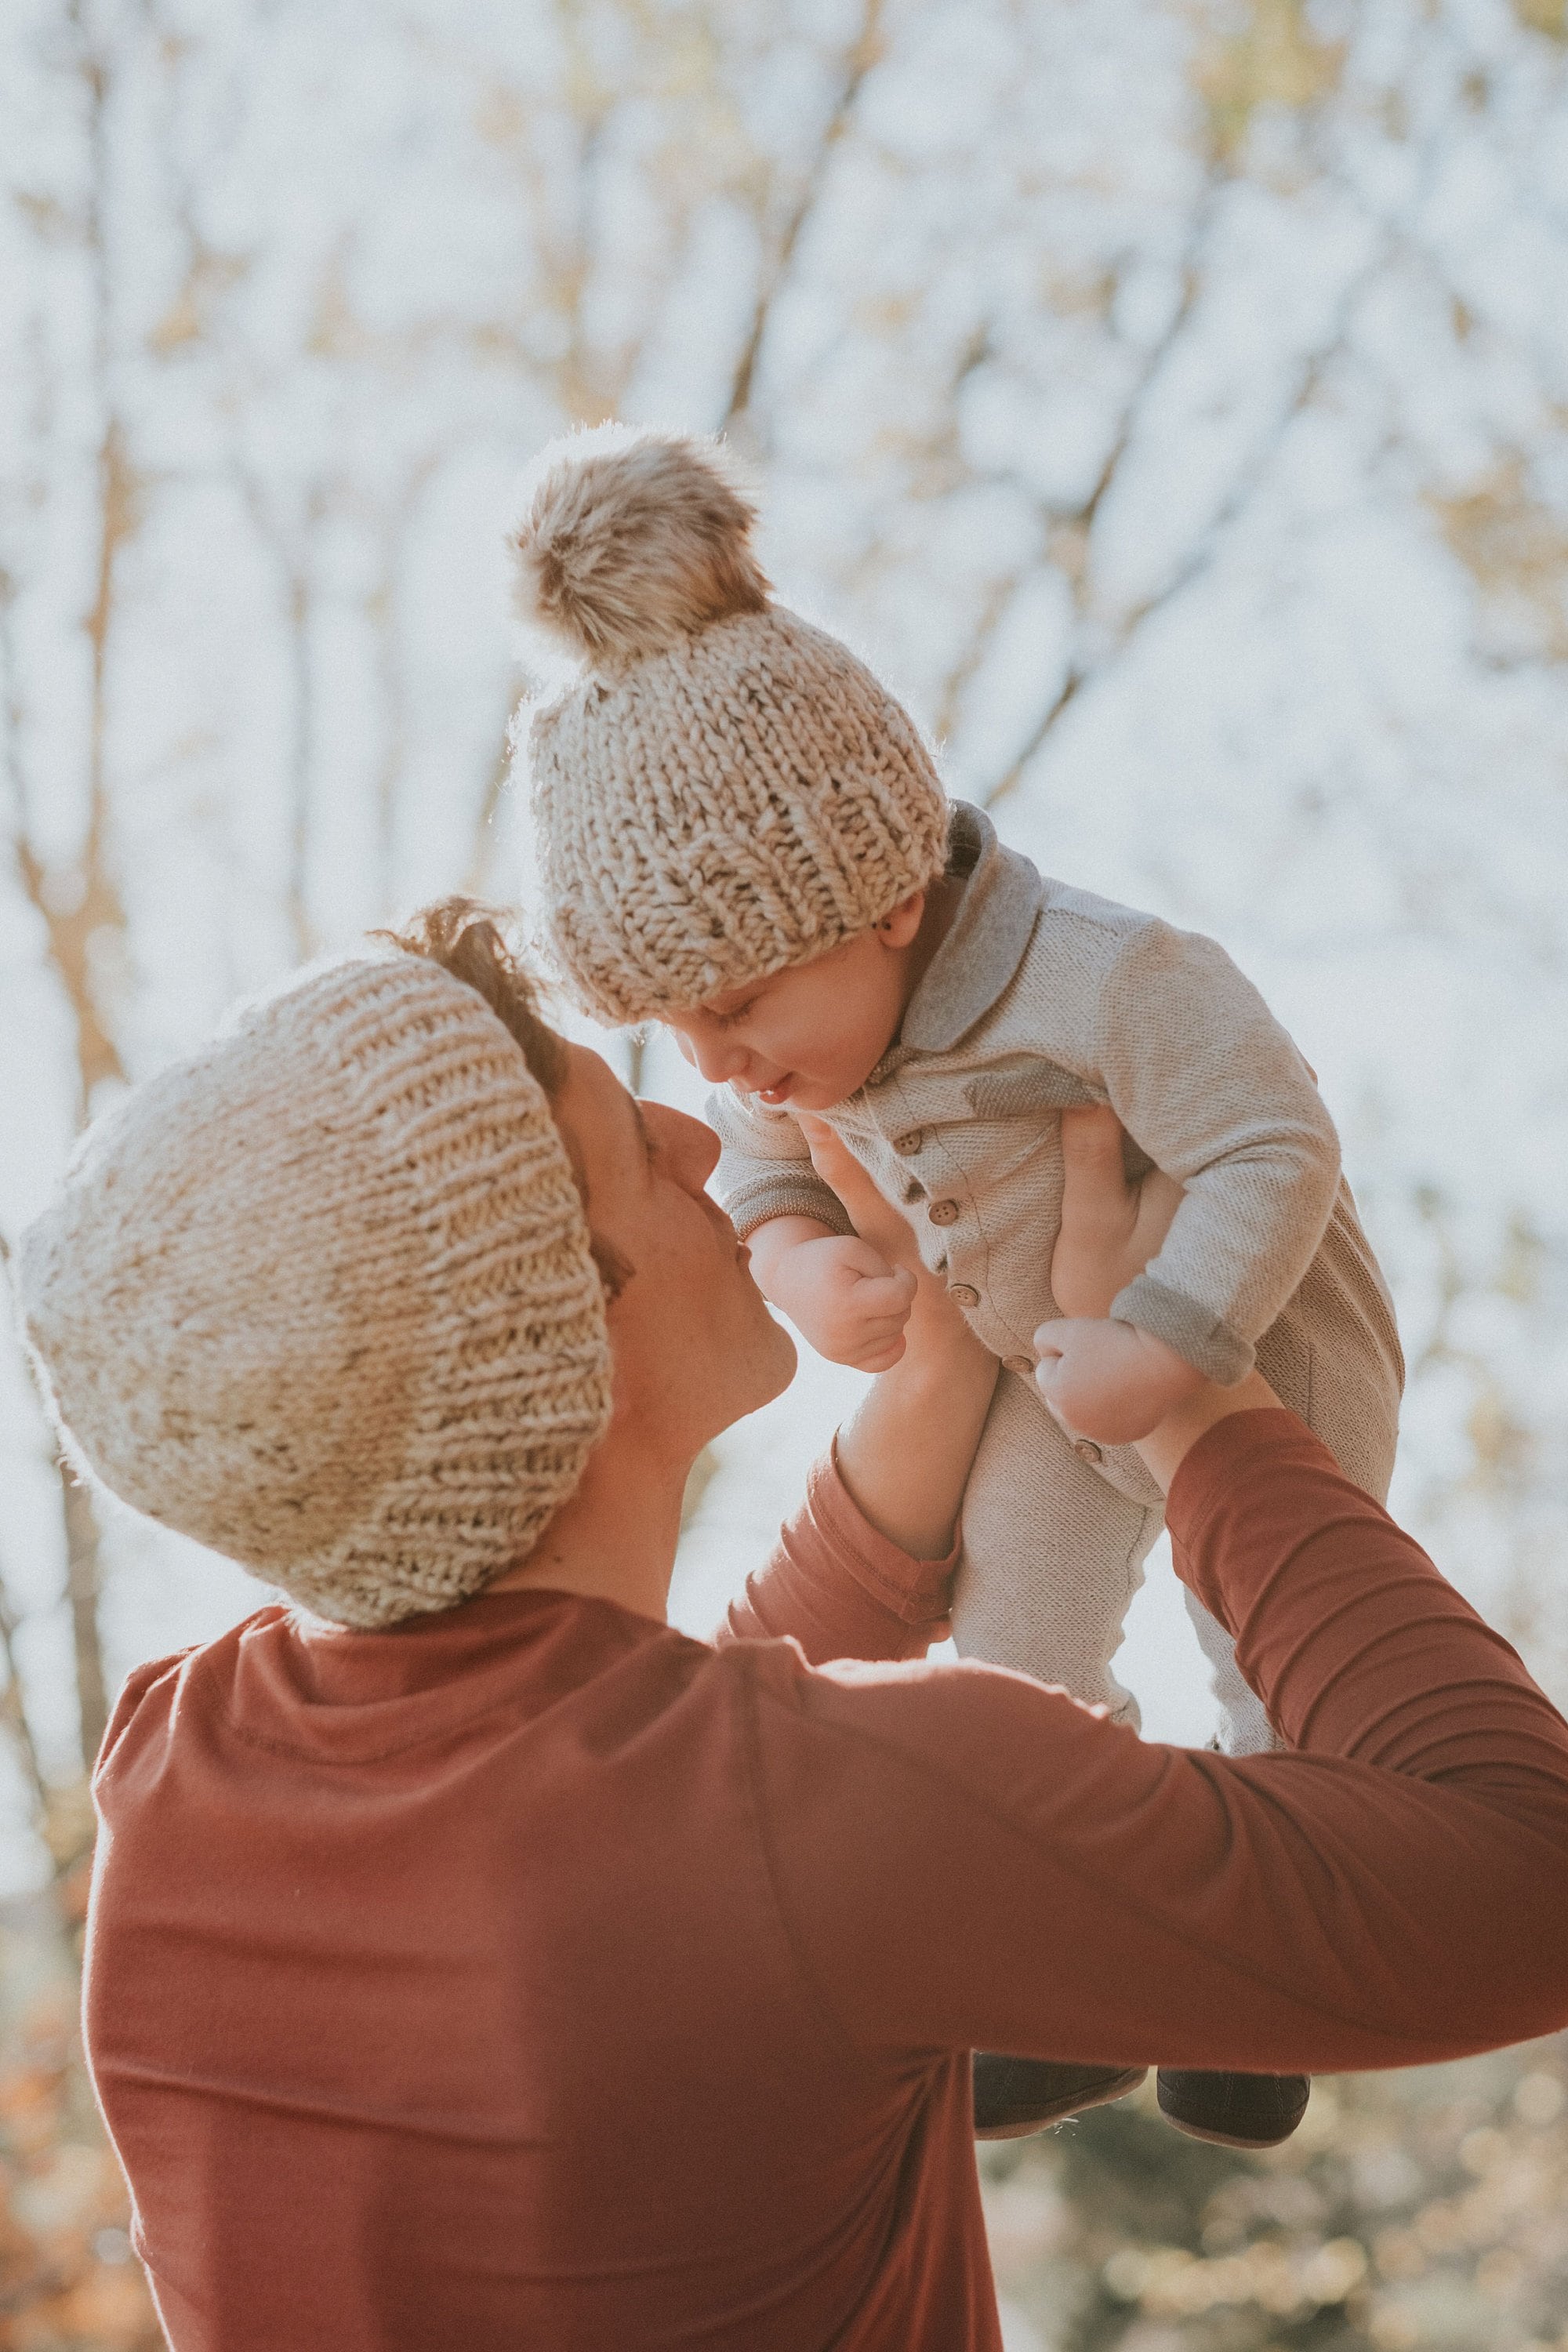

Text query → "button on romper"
[711,805,1404,1755]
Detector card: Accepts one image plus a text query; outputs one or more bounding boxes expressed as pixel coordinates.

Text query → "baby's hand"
[1033,1316,1205,1446]
[765,1235,918,1373]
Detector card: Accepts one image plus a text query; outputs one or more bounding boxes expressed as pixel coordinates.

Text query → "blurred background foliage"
[3,0,1568,2342]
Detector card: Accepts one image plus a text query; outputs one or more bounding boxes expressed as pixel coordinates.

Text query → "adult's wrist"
[1131,1369,1280,1495]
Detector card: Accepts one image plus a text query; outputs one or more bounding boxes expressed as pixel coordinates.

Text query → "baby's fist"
[1033,1316,1204,1445]
[767,1236,917,1373]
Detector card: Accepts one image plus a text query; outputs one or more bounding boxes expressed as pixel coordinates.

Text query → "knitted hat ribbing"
[15,953,613,1629]
[514,430,949,1025]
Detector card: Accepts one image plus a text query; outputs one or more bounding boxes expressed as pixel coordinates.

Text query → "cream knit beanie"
[514,428,949,1025]
[15,952,613,1630]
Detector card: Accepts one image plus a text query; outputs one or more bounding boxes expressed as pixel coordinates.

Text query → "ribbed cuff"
[811,1444,960,1621]
[1111,1275,1254,1385]
[724,1174,855,1242]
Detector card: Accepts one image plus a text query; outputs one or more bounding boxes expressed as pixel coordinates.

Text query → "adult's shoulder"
[733,1634,1102,1798]
[93,1605,290,1789]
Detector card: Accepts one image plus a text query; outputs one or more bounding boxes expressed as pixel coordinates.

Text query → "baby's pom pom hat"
[514,429,949,1025]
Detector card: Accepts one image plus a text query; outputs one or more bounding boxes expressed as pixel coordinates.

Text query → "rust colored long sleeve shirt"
[85,1414,1568,2350]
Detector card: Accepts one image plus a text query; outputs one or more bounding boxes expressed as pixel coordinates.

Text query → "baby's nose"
[691,1037,750,1084]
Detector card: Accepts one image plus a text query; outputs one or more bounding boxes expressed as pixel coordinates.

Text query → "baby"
[513,428,1405,2151]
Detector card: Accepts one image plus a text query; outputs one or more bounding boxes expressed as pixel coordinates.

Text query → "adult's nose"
[646,1102,723,1190]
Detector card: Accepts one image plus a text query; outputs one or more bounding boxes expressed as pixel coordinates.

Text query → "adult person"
[15,901,1568,2352]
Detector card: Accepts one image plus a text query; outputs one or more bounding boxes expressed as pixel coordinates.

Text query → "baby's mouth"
[756,1075,796,1107]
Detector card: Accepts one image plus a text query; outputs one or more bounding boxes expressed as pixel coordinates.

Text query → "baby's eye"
[714,1001,756,1031]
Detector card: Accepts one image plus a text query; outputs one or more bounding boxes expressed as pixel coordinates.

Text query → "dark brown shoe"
[973,2053,1148,2141]
[1156,2068,1310,2149]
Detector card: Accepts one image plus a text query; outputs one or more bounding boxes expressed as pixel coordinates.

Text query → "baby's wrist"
[1125,1323,1207,1397]
[746,1214,840,1294]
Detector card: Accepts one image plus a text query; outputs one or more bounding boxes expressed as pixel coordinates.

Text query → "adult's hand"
[1050,1106,1185,1319]
[797,1117,998,1571]
[1045,1105,1277,1490]
[797,1121,939,1292]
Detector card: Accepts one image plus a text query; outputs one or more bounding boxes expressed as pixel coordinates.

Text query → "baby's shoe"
[1156,2068,1309,2150]
[974,2053,1147,2141]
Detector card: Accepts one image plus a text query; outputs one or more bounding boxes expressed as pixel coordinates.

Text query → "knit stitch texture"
[16,954,613,1628]
[514,430,949,1024]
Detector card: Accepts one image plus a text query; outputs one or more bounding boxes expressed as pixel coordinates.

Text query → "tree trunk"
[60,1470,108,1767]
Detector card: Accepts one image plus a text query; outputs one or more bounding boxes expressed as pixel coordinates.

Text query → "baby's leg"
[1181,1594,1276,1755]
[949,1366,1161,1728]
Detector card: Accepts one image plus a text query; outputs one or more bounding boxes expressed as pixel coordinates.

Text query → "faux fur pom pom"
[513,430,771,670]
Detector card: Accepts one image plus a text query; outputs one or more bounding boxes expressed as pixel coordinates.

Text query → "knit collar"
[896,802,1043,1056]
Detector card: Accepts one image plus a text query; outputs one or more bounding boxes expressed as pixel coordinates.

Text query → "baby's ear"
[874,891,926,949]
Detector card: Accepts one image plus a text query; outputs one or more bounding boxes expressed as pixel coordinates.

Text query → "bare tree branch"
[2,20,134,1112]
[983,225,1393,810]
[718,0,884,434]
[0,1592,49,1830]
[922,176,1221,780]
[240,474,328,960]
[0,1233,53,1827]
[60,1473,107,1765]
[370,457,439,917]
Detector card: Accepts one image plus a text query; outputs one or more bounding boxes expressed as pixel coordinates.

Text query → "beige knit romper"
[712,806,1405,1755]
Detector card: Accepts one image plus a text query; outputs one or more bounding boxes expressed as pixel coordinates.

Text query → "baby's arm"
[1036,1318,1204,1443]
[707,1084,917,1370]
[1035,919,1342,1441]
[748,1216,917,1374]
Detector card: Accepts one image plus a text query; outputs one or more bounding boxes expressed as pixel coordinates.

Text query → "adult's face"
[551,1045,797,1459]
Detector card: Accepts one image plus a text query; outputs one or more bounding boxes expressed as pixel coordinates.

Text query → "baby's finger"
[852,1272,917,1321]
[836,1237,899,1283]
[1032,1338,1086,1432]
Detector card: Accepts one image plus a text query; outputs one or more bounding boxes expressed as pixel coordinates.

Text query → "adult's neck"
[486,1417,689,1624]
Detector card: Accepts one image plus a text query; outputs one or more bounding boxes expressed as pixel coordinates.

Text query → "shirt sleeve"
[1091,920,1342,1382]
[706,1085,853,1240]
[743,1410,1568,2074]
[717,1446,957,1664]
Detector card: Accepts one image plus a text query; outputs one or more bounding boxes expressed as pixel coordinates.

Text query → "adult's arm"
[720,1448,961,1666]
[720,1123,997,1662]
[722,1105,1170,1663]
[740,1407,1568,2072]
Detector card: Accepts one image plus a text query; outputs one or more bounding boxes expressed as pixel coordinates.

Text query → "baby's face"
[664,922,916,1114]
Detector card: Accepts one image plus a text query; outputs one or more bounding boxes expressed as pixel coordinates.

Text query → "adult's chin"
[735,1305,797,1424]
[696,1323,797,1456]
